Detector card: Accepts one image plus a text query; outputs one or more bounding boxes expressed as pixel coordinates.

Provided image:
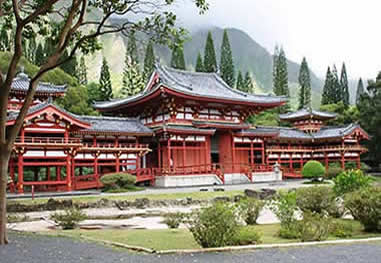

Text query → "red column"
[158,141,162,169]
[167,138,171,169]
[250,142,254,166]
[324,152,328,170]
[116,153,120,172]
[356,155,361,169]
[261,141,265,165]
[182,139,186,168]
[66,155,72,191]
[17,153,24,194]
[232,136,236,172]
[57,166,61,181]
[94,155,99,188]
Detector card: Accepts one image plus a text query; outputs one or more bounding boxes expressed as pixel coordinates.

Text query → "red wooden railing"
[15,136,82,144]
[267,145,367,152]
[82,143,149,149]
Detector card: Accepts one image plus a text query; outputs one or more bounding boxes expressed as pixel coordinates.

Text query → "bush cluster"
[51,208,87,230]
[163,212,184,229]
[295,186,336,214]
[333,169,373,196]
[302,161,326,180]
[100,173,136,191]
[298,212,331,242]
[237,198,264,225]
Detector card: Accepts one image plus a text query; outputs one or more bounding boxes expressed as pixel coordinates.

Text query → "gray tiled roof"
[279,108,337,120]
[236,126,280,136]
[154,124,216,134]
[77,116,153,135]
[192,120,250,129]
[11,72,67,94]
[7,102,52,121]
[313,124,361,139]
[94,64,287,109]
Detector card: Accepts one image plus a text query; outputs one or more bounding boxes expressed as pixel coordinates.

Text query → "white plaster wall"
[224,173,251,185]
[155,174,222,187]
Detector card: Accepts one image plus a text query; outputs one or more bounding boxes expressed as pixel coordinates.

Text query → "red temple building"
[6,65,369,192]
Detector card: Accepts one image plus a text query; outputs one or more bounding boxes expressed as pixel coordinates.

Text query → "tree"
[332,65,342,103]
[121,56,145,97]
[321,66,333,105]
[219,29,235,87]
[243,71,254,93]
[356,78,365,105]
[195,52,204,72]
[0,0,207,245]
[143,41,155,81]
[77,56,88,85]
[99,57,113,101]
[0,26,8,52]
[273,47,289,113]
[35,42,45,66]
[340,62,350,107]
[86,82,103,104]
[60,50,78,78]
[298,57,311,109]
[170,44,186,70]
[127,32,139,65]
[56,86,98,116]
[203,31,217,72]
[236,70,244,91]
[27,37,36,64]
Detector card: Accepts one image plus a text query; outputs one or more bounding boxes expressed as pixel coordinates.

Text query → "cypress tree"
[298,57,311,109]
[195,52,204,72]
[273,47,289,112]
[356,78,365,105]
[321,66,334,105]
[78,56,88,85]
[28,37,37,64]
[243,72,254,93]
[35,42,45,66]
[170,45,186,70]
[121,55,145,97]
[127,32,139,65]
[220,29,235,87]
[203,31,217,72]
[143,41,155,81]
[99,57,113,101]
[340,62,350,106]
[236,70,244,91]
[60,50,78,78]
[0,26,8,52]
[332,65,342,103]
[22,38,28,60]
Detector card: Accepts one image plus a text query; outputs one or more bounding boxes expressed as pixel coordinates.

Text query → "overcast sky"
[173,0,381,79]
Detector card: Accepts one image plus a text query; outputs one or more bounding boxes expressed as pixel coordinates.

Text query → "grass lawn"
[8,190,245,206]
[48,220,381,251]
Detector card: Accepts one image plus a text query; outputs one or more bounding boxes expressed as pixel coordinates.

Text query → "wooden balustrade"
[15,136,82,145]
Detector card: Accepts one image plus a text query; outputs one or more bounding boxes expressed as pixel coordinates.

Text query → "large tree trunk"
[0,146,11,245]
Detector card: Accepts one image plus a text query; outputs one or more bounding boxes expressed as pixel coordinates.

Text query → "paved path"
[1,232,380,263]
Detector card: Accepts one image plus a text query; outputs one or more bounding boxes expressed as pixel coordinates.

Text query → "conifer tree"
[298,57,311,109]
[203,31,217,72]
[143,41,155,81]
[340,62,350,107]
[195,52,204,72]
[0,26,8,52]
[27,37,37,64]
[236,70,244,91]
[121,56,145,97]
[127,32,139,65]
[35,42,45,66]
[243,72,254,93]
[273,47,289,112]
[60,50,78,78]
[99,57,113,101]
[220,29,235,87]
[170,45,186,70]
[272,45,280,93]
[356,78,365,105]
[21,39,28,60]
[332,65,342,103]
[78,56,88,85]
[321,66,335,105]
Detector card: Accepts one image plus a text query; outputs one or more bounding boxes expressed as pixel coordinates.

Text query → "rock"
[233,195,245,202]
[134,198,150,209]
[244,189,261,199]
[200,188,208,192]
[259,188,277,199]
[45,198,72,210]
[213,196,231,203]
[213,188,225,192]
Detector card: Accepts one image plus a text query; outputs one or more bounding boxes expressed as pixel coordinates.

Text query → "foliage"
[121,55,145,97]
[188,202,240,248]
[170,44,186,70]
[232,226,262,245]
[333,170,373,196]
[247,109,279,126]
[299,212,331,242]
[236,70,244,91]
[56,86,98,116]
[331,219,354,238]
[340,63,350,107]
[321,66,342,105]
[195,52,204,72]
[100,173,136,191]
[163,212,184,229]
[326,166,344,179]
[320,102,360,126]
[60,50,78,78]
[86,82,103,104]
[237,198,264,225]
[302,161,326,180]
[77,57,88,85]
[273,46,289,113]
[344,186,381,232]
[203,31,217,73]
[243,72,254,93]
[219,29,235,87]
[143,41,155,81]
[270,190,298,229]
[356,78,365,106]
[0,26,9,52]
[50,208,87,230]
[298,57,311,109]
[99,57,113,100]
[35,42,45,66]
[295,186,336,214]
[127,32,139,65]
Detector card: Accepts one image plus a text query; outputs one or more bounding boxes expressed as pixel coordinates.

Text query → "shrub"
[333,169,373,196]
[344,186,381,232]
[188,202,240,248]
[299,212,331,242]
[326,167,344,179]
[295,186,336,214]
[51,208,87,230]
[237,198,264,225]
[331,220,354,238]
[163,212,184,229]
[302,161,326,180]
[278,221,301,239]
[232,226,262,245]
[271,190,298,226]
[100,173,136,191]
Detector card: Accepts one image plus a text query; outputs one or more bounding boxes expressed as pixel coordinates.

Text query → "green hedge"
[302,161,326,179]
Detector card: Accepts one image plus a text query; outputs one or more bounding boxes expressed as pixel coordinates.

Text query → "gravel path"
[1,232,381,263]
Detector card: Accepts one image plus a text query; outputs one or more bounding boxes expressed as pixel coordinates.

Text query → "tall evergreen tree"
[236,70,244,91]
[78,56,88,85]
[121,55,145,97]
[273,47,289,112]
[356,78,365,105]
[298,57,311,109]
[21,39,28,60]
[99,57,113,101]
[195,52,204,72]
[0,26,8,52]
[321,66,332,105]
[35,42,45,66]
[170,45,186,70]
[60,50,78,78]
[220,29,235,87]
[143,41,155,81]
[127,32,139,65]
[203,31,217,72]
[332,65,342,103]
[27,37,37,64]
[340,62,350,107]
[243,72,254,93]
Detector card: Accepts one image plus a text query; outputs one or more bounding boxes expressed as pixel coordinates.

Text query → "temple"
[7,65,369,192]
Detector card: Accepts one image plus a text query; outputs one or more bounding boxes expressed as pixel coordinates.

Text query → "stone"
[259,188,277,200]
[233,195,245,202]
[134,198,150,209]
[200,188,208,192]
[244,189,261,199]
[213,196,231,203]
[213,188,225,192]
